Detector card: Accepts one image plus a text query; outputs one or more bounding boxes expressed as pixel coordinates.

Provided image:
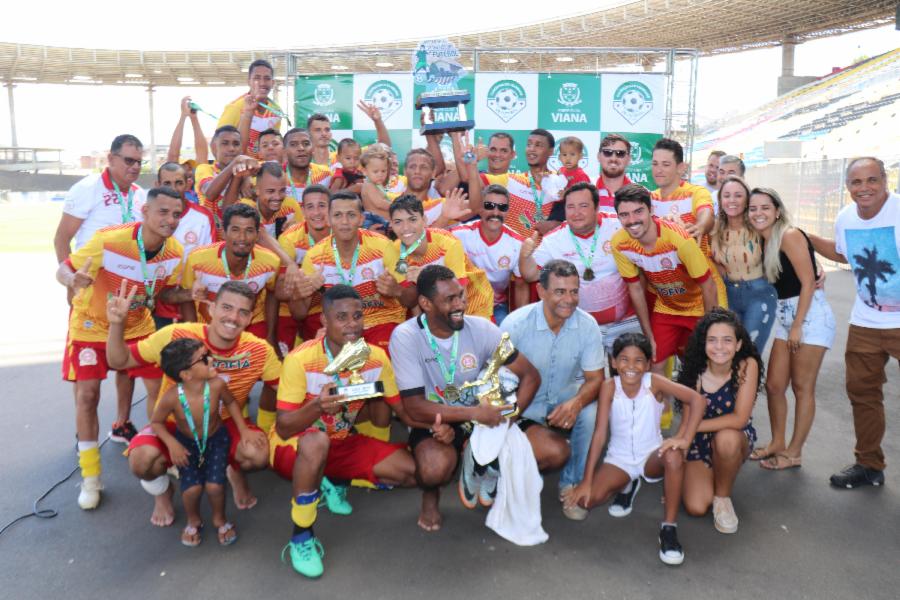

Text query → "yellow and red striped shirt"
[274,338,399,440]
[66,223,183,343]
[284,163,333,203]
[239,196,303,238]
[181,242,280,325]
[651,181,714,253]
[217,96,283,158]
[277,222,329,318]
[480,171,567,238]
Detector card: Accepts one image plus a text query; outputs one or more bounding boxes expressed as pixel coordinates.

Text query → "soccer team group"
[52,59,900,576]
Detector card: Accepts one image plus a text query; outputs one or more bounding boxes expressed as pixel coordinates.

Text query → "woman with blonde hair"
[748,187,835,470]
[710,176,777,351]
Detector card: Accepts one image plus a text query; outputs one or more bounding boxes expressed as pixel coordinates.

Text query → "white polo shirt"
[63,169,146,250]
[451,221,522,305]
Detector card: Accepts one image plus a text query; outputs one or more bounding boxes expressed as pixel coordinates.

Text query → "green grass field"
[0,202,64,253]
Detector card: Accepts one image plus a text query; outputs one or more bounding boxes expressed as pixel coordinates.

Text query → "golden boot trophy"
[323,338,385,403]
[460,332,519,418]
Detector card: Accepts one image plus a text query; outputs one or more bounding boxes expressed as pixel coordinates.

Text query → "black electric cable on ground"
[0,395,146,538]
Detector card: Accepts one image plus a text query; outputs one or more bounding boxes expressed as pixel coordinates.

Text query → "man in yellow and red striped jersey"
[240,161,304,238]
[56,187,191,511]
[218,59,284,159]
[283,128,332,204]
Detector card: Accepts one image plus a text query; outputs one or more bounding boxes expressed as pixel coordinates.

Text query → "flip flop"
[417,516,441,532]
[181,523,203,547]
[749,447,776,461]
[760,453,802,471]
[217,522,238,546]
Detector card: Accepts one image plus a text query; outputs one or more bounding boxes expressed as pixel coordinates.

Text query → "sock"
[77,442,101,478]
[140,475,170,496]
[661,522,677,528]
[354,420,390,442]
[291,491,320,528]
[291,524,314,545]
[256,409,276,434]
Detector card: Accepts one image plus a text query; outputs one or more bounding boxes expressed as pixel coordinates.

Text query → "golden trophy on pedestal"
[460,332,519,418]
[323,338,385,403]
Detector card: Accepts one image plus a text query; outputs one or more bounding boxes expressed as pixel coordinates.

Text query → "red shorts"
[276,315,299,355]
[270,431,404,483]
[363,322,398,357]
[651,312,700,363]
[246,320,269,341]
[300,312,323,343]
[62,336,162,382]
[127,419,263,470]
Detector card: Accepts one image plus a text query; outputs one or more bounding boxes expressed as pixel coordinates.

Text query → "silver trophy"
[413,39,475,136]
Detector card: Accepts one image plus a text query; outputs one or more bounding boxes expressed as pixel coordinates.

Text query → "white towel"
[471,420,549,546]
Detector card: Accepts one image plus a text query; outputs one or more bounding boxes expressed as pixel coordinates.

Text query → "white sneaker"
[559,485,588,521]
[78,476,103,510]
[712,496,738,534]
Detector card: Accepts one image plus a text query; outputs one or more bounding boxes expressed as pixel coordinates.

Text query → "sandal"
[217,522,238,546]
[181,523,202,547]
[760,453,802,471]
[749,446,777,461]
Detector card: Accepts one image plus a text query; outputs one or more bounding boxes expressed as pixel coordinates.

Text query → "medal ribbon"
[221,247,252,280]
[286,163,311,202]
[178,381,210,458]
[421,314,459,389]
[136,225,160,303]
[112,180,135,224]
[528,172,544,220]
[567,225,600,274]
[399,231,426,261]
[331,236,361,285]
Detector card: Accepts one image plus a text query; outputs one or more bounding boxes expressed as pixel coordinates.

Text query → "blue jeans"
[493,302,509,325]
[724,276,777,350]
[523,398,597,490]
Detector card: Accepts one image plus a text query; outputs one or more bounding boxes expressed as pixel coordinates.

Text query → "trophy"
[323,338,385,403]
[413,39,475,136]
[460,332,520,418]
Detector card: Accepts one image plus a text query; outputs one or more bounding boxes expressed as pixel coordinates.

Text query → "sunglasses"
[190,352,212,368]
[483,201,510,212]
[600,149,628,158]
[114,154,146,168]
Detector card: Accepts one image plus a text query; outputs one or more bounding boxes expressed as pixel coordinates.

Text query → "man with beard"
[703,150,726,196]
[388,265,540,531]
[240,162,303,238]
[283,128,332,203]
[593,134,638,216]
[108,281,276,524]
[218,59,284,158]
[399,148,478,228]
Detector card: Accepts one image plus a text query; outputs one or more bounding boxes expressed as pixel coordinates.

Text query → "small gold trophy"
[460,332,519,418]
[323,338,385,403]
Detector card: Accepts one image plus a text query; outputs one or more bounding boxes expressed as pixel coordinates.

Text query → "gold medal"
[583,268,595,281]
[396,259,408,275]
[443,384,461,404]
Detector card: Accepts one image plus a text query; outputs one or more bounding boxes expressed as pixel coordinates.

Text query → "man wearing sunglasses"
[107,280,277,527]
[595,134,636,216]
[451,184,528,324]
[53,134,149,447]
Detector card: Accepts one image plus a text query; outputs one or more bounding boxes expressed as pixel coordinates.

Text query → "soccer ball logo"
[612,81,654,125]
[364,81,403,120]
[313,84,335,107]
[487,80,527,123]
[558,83,582,107]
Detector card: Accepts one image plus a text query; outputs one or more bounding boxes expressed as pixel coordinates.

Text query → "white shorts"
[773,289,836,349]
[604,448,663,483]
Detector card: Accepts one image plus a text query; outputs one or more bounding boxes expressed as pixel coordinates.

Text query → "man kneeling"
[271,285,417,578]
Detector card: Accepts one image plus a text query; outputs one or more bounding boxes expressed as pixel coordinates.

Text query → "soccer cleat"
[109,420,138,444]
[608,478,641,518]
[457,444,480,509]
[282,537,325,578]
[829,464,885,489]
[320,477,352,515]
[659,525,684,565]
[478,464,499,508]
[78,476,103,510]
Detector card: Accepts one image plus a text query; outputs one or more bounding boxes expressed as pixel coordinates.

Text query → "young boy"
[329,138,365,194]
[151,338,252,547]
[557,136,591,189]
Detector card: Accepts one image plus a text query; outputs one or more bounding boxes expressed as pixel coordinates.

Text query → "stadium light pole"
[6,83,17,160]
[147,85,157,173]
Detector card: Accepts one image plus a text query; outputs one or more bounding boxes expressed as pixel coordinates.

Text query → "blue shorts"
[174,426,231,491]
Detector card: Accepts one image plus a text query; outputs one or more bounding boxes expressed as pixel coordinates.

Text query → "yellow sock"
[354,420,390,442]
[291,494,319,528]
[78,446,102,479]
[257,409,276,434]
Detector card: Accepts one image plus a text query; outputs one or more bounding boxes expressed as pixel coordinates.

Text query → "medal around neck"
[460,332,520,418]
[323,338,384,403]
[413,39,475,136]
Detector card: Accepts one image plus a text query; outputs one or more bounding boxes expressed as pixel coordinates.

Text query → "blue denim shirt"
[501,302,606,422]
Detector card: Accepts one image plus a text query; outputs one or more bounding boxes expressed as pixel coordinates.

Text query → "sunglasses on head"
[483,201,509,212]
[600,149,628,158]
[114,153,146,168]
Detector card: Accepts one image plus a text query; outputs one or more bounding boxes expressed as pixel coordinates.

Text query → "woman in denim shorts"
[749,187,835,471]
[710,176,778,350]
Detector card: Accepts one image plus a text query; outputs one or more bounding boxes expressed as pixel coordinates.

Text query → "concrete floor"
[1,260,898,600]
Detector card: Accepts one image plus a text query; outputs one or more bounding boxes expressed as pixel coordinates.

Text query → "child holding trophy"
[563,333,705,565]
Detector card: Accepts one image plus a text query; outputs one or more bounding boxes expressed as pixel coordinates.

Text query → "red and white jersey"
[532,215,633,325]
[595,175,633,216]
[174,202,216,258]
[63,169,146,250]
[451,221,522,305]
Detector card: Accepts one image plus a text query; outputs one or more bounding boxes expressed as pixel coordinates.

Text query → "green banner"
[603,131,662,188]
[473,129,531,174]
[537,74,601,131]
[295,75,354,130]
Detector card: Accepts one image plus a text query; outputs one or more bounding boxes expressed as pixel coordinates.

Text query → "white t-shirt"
[174,202,216,258]
[451,221,522,304]
[835,192,900,328]
[532,215,632,325]
[63,170,146,250]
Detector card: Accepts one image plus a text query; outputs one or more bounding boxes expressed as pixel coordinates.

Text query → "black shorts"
[407,423,471,454]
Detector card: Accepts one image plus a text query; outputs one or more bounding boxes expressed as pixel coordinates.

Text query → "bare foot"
[227,465,258,510]
[417,489,442,532]
[750,442,784,461]
[150,485,175,527]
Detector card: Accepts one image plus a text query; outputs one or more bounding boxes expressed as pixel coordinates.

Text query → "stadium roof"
[0,0,895,87]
